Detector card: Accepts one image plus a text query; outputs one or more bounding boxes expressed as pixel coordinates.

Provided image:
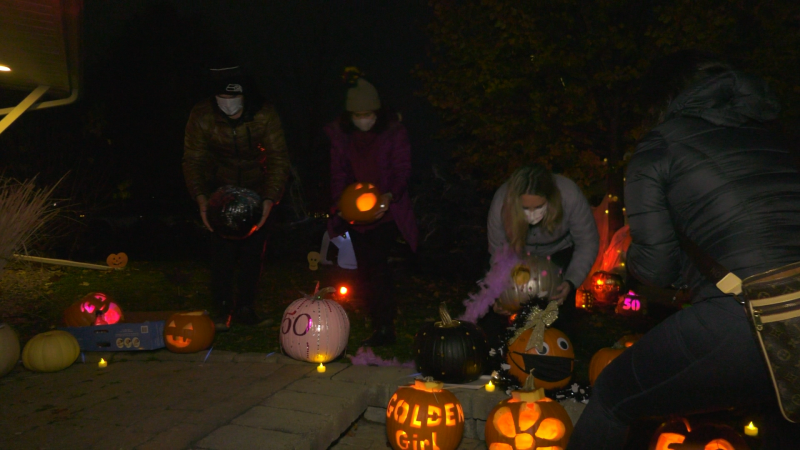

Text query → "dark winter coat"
[183,98,291,203]
[325,119,419,252]
[625,70,800,302]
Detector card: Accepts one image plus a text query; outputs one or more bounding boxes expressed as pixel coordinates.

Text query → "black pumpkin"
[413,303,488,383]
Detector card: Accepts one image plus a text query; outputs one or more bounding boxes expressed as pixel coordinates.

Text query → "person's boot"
[233,305,261,326]
[211,301,231,332]
[361,324,396,347]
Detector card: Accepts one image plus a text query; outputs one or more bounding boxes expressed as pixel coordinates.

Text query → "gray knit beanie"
[345,78,381,112]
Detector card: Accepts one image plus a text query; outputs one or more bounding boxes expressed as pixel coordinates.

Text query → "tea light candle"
[744,421,758,437]
[98,358,107,368]
[485,380,495,392]
[317,363,326,373]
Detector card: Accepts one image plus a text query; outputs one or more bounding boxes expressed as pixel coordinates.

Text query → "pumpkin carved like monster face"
[649,417,750,450]
[507,327,574,390]
[63,292,124,327]
[338,182,382,224]
[589,271,623,306]
[386,379,465,450]
[485,377,573,450]
[163,311,215,353]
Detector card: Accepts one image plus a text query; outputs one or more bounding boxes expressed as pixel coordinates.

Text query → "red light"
[596,279,604,285]
[339,286,348,295]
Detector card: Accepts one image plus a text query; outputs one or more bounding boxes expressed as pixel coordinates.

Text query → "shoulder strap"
[676,230,743,296]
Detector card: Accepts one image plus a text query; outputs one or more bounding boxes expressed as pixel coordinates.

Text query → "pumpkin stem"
[524,369,537,391]
[439,302,453,326]
[312,287,336,300]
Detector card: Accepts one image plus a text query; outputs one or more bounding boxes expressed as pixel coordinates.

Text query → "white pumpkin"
[0,323,21,377]
[279,287,350,363]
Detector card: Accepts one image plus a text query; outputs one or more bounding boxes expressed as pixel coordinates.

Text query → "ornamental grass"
[0,176,59,274]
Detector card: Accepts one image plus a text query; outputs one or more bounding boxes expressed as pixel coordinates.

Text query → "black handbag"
[678,232,800,422]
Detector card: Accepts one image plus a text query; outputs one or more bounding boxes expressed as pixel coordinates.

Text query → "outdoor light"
[0,65,10,72]
[98,358,107,368]
[744,421,758,437]
[485,380,495,392]
[317,362,326,373]
[339,286,348,295]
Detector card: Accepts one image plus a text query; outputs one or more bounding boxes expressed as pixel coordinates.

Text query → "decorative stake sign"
[386,378,465,450]
[106,252,128,269]
[307,251,320,271]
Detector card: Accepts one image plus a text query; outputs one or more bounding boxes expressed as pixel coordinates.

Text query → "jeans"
[208,225,268,313]
[348,221,398,328]
[568,296,800,449]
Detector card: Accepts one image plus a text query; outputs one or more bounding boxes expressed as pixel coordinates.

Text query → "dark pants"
[209,225,268,314]
[568,297,800,449]
[348,221,398,328]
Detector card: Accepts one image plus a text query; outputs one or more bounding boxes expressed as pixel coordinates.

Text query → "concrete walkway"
[1,349,548,450]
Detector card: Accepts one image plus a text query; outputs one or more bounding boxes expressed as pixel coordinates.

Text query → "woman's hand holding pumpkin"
[374,192,393,220]
[257,199,274,230]
[196,195,213,232]
[550,281,572,305]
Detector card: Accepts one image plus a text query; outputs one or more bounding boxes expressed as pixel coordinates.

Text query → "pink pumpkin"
[279,287,350,363]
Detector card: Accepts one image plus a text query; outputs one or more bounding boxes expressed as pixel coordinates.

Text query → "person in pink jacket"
[325,75,418,347]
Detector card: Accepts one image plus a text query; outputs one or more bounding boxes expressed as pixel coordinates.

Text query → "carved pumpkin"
[280,286,350,363]
[507,327,574,390]
[497,255,564,313]
[22,330,80,372]
[163,311,215,353]
[589,334,643,385]
[338,182,382,224]
[0,323,21,377]
[589,271,623,306]
[485,373,573,449]
[63,292,124,327]
[106,252,128,268]
[414,303,488,383]
[615,290,647,316]
[386,378,465,450]
[649,417,750,450]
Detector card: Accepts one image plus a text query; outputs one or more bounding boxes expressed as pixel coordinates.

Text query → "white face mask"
[524,204,547,225]
[216,96,244,116]
[353,115,377,131]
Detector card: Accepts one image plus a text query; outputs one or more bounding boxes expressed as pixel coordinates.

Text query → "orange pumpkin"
[485,373,573,449]
[106,252,129,268]
[386,378,464,450]
[338,182,382,224]
[649,417,750,450]
[507,327,574,390]
[589,271,623,306]
[63,292,124,327]
[164,311,215,353]
[588,334,643,385]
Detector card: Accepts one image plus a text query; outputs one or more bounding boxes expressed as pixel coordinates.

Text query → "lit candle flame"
[317,363,326,373]
[485,380,495,392]
[98,358,107,368]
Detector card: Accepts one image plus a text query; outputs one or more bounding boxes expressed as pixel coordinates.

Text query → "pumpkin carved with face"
[507,327,574,390]
[649,417,750,450]
[589,271,623,306]
[163,311,215,353]
[338,182,382,224]
[106,252,128,268]
[63,292,124,327]
[485,373,573,450]
[386,378,465,450]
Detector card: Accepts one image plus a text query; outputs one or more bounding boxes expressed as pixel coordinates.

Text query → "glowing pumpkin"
[413,302,488,383]
[63,292,124,327]
[22,330,80,372]
[0,323,21,377]
[589,271,623,306]
[497,255,563,313]
[507,327,574,390]
[615,290,647,316]
[279,286,349,363]
[337,182,382,224]
[649,417,750,450]
[386,378,465,450]
[485,373,573,449]
[164,311,215,353]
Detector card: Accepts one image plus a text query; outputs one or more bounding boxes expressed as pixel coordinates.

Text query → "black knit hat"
[209,65,245,96]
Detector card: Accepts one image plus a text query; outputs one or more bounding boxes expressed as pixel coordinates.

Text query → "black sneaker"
[361,325,396,347]
[211,313,231,332]
[233,305,261,326]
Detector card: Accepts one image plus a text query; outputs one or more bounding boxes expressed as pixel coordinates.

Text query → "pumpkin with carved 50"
[386,379,464,450]
[338,182,382,224]
[485,374,573,450]
[163,311,215,353]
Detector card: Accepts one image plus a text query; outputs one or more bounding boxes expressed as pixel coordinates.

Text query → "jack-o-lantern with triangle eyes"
[507,327,574,390]
[338,182,382,224]
[485,373,573,450]
[164,311,215,353]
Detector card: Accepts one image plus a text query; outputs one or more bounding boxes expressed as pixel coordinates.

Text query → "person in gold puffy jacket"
[183,64,290,330]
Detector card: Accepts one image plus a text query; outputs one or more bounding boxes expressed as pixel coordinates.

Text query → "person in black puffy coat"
[568,51,800,449]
